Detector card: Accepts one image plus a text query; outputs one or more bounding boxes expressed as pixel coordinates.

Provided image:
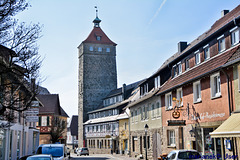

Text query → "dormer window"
[230,26,239,46]
[177,62,182,75]
[217,35,225,52]
[154,75,160,88]
[195,50,200,65]
[173,65,177,77]
[203,44,210,60]
[96,36,101,41]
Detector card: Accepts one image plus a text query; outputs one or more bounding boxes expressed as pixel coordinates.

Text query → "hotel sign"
[168,120,186,126]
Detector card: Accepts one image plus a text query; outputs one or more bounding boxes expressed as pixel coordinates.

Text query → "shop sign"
[167,120,186,126]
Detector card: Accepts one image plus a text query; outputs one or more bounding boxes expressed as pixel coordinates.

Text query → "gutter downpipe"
[220,68,231,116]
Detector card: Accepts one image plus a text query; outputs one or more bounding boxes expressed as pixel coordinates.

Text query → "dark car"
[19,155,32,160]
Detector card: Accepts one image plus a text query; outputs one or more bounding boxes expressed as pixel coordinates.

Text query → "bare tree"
[0,0,43,126]
[50,116,67,144]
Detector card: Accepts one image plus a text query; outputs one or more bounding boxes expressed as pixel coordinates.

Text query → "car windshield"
[38,147,63,157]
[178,151,201,159]
[26,157,51,160]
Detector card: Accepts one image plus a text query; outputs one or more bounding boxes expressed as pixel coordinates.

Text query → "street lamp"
[144,124,149,160]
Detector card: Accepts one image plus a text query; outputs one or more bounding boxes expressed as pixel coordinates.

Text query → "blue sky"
[15,0,240,118]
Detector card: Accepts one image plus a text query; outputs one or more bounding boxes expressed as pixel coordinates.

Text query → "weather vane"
[95,6,98,17]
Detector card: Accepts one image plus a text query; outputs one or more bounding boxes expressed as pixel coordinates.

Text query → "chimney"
[221,10,229,17]
[178,41,188,53]
[122,83,126,100]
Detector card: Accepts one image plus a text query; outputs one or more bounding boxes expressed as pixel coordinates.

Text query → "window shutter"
[47,116,49,126]
[39,116,41,126]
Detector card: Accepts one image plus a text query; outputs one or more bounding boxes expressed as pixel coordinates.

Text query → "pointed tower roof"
[82,7,117,46]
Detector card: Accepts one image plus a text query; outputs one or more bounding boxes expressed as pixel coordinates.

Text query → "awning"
[210,113,240,138]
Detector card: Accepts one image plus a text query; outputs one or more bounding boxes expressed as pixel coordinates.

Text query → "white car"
[166,150,202,160]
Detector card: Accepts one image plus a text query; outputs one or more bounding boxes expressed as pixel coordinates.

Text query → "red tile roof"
[83,27,117,46]
[157,45,240,95]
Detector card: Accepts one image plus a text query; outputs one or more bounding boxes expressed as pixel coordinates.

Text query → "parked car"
[26,154,53,160]
[36,144,68,160]
[19,155,32,160]
[166,150,202,160]
[77,147,89,156]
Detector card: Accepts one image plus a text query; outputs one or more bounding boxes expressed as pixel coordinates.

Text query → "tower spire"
[93,6,101,27]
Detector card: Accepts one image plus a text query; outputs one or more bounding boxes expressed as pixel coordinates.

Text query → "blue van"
[36,144,68,160]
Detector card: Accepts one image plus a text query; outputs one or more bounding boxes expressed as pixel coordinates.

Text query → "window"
[135,109,138,122]
[195,51,200,65]
[218,35,225,52]
[140,107,144,120]
[211,72,221,98]
[156,102,160,117]
[193,81,201,103]
[41,116,47,126]
[106,48,110,52]
[173,65,177,77]
[185,59,189,71]
[230,27,239,46]
[131,111,134,123]
[176,88,183,107]
[89,46,93,51]
[154,75,161,88]
[145,105,148,119]
[96,36,101,41]
[203,44,210,60]
[177,62,182,75]
[165,92,172,110]
[168,130,175,146]
[151,104,155,119]
[98,47,102,52]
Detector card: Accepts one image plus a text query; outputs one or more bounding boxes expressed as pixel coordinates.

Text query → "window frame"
[193,80,201,103]
[203,44,210,60]
[177,62,182,75]
[195,50,200,65]
[167,130,176,147]
[176,88,183,107]
[217,35,226,53]
[230,26,239,46]
[165,92,172,110]
[210,72,221,98]
[89,46,93,51]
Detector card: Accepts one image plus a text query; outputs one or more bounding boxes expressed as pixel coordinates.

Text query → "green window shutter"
[47,116,50,126]
[39,116,41,126]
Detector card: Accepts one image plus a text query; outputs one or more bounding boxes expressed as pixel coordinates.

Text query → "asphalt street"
[69,153,138,160]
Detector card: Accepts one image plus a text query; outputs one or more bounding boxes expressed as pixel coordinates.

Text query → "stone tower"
[78,11,117,147]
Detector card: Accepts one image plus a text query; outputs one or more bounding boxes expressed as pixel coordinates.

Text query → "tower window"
[89,46,93,51]
[96,36,101,41]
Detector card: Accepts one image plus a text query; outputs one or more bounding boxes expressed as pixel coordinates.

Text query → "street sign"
[26,116,39,122]
[25,108,39,115]
[31,100,40,107]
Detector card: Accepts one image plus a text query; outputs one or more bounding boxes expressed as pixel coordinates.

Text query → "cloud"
[148,0,167,25]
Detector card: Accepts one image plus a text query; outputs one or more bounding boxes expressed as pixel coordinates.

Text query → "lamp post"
[144,124,149,160]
